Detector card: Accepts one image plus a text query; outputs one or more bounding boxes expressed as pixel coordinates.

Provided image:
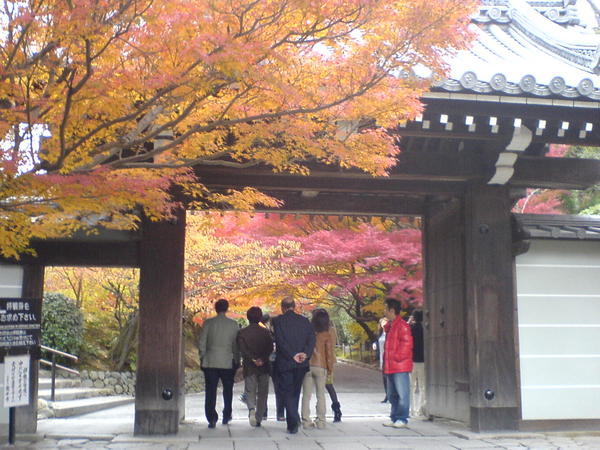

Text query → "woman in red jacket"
[382,298,413,428]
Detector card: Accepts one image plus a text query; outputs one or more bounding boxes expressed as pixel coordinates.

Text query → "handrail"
[40,345,78,362]
[40,345,79,402]
[39,359,80,376]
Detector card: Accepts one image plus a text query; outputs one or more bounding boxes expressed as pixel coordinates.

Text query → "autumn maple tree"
[273,219,422,342]
[512,145,600,215]
[1,0,475,258]
[214,213,422,342]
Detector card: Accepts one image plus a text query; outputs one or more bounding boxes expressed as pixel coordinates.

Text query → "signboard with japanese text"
[3,354,30,407]
[0,298,42,350]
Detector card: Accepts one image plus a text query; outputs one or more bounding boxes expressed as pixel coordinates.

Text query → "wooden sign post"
[4,354,30,445]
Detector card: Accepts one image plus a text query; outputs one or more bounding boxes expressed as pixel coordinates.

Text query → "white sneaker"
[393,420,407,428]
[382,421,396,427]
[249,409,257,427]
[302,420,315,429]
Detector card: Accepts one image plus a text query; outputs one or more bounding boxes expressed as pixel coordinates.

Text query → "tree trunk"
[110,311,139,371]
[355,318,376,343]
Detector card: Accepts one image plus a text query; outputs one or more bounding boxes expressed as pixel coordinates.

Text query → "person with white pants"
[301,309,335,429]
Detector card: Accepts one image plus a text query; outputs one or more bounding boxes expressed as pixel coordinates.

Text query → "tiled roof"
[435,0,600,100]
[516,213,600,239]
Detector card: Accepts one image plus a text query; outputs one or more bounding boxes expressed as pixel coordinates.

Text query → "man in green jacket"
[198,298,241,428]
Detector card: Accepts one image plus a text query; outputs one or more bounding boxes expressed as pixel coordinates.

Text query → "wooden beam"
[193,149,488,199]
[195,166,473,196]
[134,209,186,435]
[424,97,600,124]
[511,156,600,189]
[195,151,599,201]
[29,241,139,267]
[407,98,600,146]
[258,191,427,216]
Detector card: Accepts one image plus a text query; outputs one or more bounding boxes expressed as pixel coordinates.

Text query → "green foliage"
[78,309,118,370]
[41,293,84,359]
[562,147,600,216]
[330,306,377,345]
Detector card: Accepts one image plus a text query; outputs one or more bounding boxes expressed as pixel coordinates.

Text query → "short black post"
[8,406,15,445]
[50,353,56,402]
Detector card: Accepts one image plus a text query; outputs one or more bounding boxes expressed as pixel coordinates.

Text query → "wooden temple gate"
[4,0,600,436]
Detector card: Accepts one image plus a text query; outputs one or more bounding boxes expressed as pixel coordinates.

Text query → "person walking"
[237,306,273,427]
[272,297,316,434]
[311,308,342,422]
[324,318,342,422]
[381,298,413,428]
[262,313,286,421]
[301,309,335,429]
[409,310,426,417]
[198,298,240,428]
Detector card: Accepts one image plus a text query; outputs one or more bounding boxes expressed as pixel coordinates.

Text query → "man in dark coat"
[272,297,316,434]
[237,306,273,427]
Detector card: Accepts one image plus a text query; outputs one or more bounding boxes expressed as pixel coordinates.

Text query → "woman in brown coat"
[301,309,335,429]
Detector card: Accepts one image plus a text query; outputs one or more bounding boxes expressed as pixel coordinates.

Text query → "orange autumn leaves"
[1,0,476,258]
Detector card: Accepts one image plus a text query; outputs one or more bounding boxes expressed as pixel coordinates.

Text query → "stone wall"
[61,369,204,396]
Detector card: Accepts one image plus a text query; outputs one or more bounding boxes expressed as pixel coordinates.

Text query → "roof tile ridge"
[506,0,600,73]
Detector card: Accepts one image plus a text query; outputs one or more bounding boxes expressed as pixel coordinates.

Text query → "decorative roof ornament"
[475,0,580,25]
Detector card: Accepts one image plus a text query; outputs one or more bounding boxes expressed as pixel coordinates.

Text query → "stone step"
[38,377,81,390]
[49,396,134,418]
[38,387,112,401]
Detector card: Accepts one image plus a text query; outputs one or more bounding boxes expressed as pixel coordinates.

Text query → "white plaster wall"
[516,240,600,420]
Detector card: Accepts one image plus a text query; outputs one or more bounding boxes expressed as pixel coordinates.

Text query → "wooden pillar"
[464,184,519,431]
[134,209,186,435]
[15,265,44,434]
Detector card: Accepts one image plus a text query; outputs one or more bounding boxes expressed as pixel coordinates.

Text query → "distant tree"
[561,146,600,215]
[44,267,139,370]
[184,212,300,321]
[218,213,422,342]
[278,222,422,342]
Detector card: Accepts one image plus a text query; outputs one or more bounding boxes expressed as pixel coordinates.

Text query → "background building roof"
[517,213,600,239]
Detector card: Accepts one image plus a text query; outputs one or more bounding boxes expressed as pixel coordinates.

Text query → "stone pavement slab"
[7,362,600,449]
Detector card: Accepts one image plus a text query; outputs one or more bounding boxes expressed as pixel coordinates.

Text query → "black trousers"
[277,367,309,431]
[270,369,285,418]
[202,367,236,423]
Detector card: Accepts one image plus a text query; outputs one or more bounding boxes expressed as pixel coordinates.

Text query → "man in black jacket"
[272,297,316,434]
[237,306,273,427]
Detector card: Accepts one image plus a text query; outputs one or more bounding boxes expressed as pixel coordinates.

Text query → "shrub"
[41,293,84,359]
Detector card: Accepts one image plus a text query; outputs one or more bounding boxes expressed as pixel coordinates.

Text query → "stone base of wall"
[55,369,205,396]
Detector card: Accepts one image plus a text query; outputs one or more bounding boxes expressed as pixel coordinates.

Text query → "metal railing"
[40,345,79,402]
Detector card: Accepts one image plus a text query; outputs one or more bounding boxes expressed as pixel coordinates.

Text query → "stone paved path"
[5,361,600,449]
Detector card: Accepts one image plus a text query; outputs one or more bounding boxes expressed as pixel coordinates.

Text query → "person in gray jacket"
[198,298,241,428]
